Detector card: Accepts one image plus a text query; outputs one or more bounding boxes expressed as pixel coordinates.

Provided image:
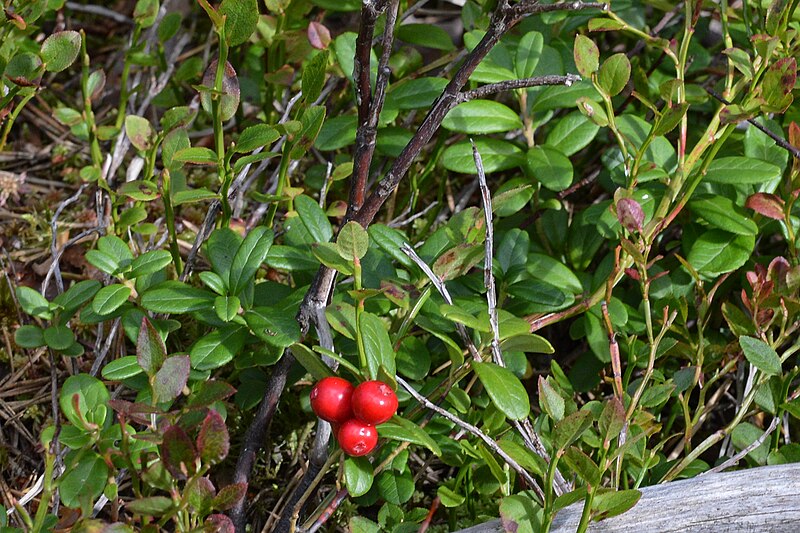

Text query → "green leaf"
[545,112,600,156]
[245,307,301,348]
[526,146,573,191]
[152,355,190,403]
[376,470,414,505]
[500,334,554,354]
[337,221,369,261]
[739,336,782,376]
[315,115,357,151]
[229,227,273,295]
[573,34,599,77]
[440,304,490,332]
[593,489,642,520]
[499,494,543,533]
[92,285,132,315]
[442,100,522,134]
[289,343,334,381]
[442,138,524,174]
[214,295,240,322]
[53,280,101,319]
[138,316,167,377]
[102,356,144,380]
[129,250,172,278]
[212,483,246,511]
[538,377,565,421]
[59,452,108,508]
[498,439,547,477]
[563,446,601,486]
[552,410,593,451]
[704,157,782,184]
[345,456,374,497]
[689,195,758,236]
[235,123,279,153]
[173,147,218,165]
[60,374,110,430]
[16,286,52,319]
[15,325,45,348]
[516,31,544,78]
[126,496,174,516]
[133,0,159,27]
[385,77,449,110]
[43,325,75,350]
[359,312,395,379]
[397,23,454,51]
[41,31,81,72]
[295,194,333,243]
[119,180,160,201]
[472,361,530,421]
[378,416,442,456]
[190,326,248,370]
[220,0,258,46]
[686,230,754,277]
[141,282,215,313]
[597,53,630,97]
[312,242,354,275]
[302,50,328,103]
[207,228,242,282]
[437,486,466,507]
[124,115,155,151]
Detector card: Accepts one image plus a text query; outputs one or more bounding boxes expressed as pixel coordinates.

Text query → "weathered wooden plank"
[454,464,800,532]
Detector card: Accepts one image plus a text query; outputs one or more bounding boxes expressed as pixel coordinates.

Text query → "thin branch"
[397,376,543,501]
[42,183,90,296]
[472,142,569,495]
[400,242,481,361]
[507,0,607,18]
[229,354,293,532]
[704,416,780,475]
[348,0,398,215]
[706,88,800,159]
[457,74,582,103]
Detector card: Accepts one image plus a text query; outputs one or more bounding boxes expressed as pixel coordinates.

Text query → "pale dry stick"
[396,375,544,501]
[400,242,480,361]
[65,2,132,24]
[42,183,90,296]
[41,227,102,298]
[704,416,780,475]
[471,142,568,495]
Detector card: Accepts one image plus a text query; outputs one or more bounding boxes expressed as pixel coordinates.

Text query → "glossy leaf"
[472,361,530,421]
[442,100,523,134]
[41,31,81,72]
[740,336,782,376]
[229,227,273,295]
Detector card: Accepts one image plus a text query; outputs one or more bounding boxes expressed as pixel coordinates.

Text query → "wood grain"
[454,464,800,532]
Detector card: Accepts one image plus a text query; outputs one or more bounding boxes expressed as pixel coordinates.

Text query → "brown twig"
[229,354,293,531]
[348,0,397,216]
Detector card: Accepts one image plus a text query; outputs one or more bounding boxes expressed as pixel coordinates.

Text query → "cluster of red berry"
[309,377,398,456]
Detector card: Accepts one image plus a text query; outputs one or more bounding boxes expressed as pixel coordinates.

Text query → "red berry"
[351,380,398,425]
[309,377,354,424]
[337,419,378,457]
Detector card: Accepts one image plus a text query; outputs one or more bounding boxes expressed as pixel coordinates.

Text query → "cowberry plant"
[2,0,800,531]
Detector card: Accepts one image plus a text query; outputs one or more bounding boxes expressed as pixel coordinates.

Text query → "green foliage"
[5,0,800,530]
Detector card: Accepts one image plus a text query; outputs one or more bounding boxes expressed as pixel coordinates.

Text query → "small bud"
[616,197,644,232]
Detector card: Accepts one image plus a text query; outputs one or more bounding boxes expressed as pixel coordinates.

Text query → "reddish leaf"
[161,425,197,480]
[789,122,800,150]
[212,482,247,511]
[746,192,784,220]
[204,514,235,533]
[307,21,331,50]
[187,380,237,409]
[138,317,167,377]
[197,410,230,465]
[152,355,190,403]
[616,197,644,232]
